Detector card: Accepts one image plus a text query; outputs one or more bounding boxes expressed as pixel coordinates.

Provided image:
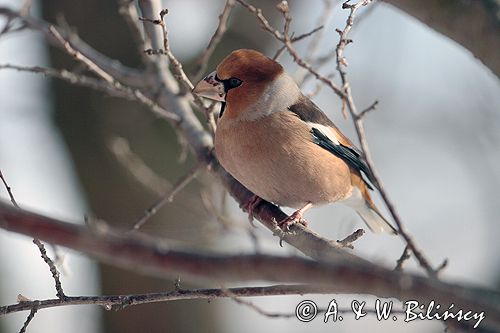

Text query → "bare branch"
[0,169,65,333]
[118,0,150,63]
[294,0,336,85]
[332,0,438,277]
[394,245,411,272]
[2,284,325,315]
[336,228,365,249]
[18,308,37,333]
[45,25,180,123]
[140,9,210,111]
[0,169,19,208]
[227,290,293,318]
[235,0,345,98]
[0,64,132,99]
[0,7,144,87]
[192,0,236,80]
[130,163,204,231]
[32,239,66,300]
[0,202,499,331]
[358,100,378,119]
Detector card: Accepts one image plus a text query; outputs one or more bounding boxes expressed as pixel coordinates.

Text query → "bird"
[193,49,397,234]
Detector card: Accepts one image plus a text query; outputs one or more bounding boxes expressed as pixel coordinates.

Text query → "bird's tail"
[355,203,398,235]
[341,186,398,235]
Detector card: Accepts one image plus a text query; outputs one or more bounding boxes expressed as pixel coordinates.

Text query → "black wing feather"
[289,96,376,190]
[310,128,375,190]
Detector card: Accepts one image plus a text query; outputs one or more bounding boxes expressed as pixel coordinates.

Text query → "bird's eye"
[227,77,242,89]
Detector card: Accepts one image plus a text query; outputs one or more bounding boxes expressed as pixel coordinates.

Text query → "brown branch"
[0,201,499,331]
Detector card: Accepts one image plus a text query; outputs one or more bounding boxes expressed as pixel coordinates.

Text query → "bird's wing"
[288,96,375,190]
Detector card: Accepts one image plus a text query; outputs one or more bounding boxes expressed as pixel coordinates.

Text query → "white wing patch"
[306,122,340,145]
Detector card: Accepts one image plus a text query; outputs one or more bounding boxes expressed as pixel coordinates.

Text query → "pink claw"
[240,195,263,227]
[278,202,312,230]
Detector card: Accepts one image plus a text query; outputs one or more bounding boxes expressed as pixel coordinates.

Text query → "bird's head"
[193,49,300,121]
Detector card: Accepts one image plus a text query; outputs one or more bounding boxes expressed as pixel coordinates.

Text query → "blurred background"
[0,0,499,332]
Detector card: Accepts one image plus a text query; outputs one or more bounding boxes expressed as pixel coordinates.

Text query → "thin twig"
[394,245,411,272]
[358,100,378,119]
[118,0,150,63]
[18,307,37,333]
[336,229,365,249]
[0,7,144,86]
[0,170,19,208]
[294,0,336,85]
[236,0,345,98]
[32,239,66,300]
[131,163,204,231]
[108,137,170,196]
[226,287,292,318]
[0,64,133,99]
[306,72,335,98]
[333,0,438,277]
[192,0,236,80]
[435,258,449,275]
[273,26,325,61]
[2,284,324,315]
[0,169,66,323]
[47,25,180,123]
[140,10,209,109]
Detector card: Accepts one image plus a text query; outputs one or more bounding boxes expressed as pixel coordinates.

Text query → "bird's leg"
[278,202,313,230]
[240,194,263,227]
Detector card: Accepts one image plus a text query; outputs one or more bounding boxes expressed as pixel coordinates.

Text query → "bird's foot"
[278,203,313,230]
[278,214,308,230]
[240,195,263,227]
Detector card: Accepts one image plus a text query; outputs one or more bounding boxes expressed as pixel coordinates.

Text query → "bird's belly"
[215,113,352,208]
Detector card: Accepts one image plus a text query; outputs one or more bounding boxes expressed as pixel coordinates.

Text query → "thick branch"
[0,201,499,331]
[383,0,500,77]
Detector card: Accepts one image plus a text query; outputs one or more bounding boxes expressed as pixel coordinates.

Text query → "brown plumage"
[193,49,397,234]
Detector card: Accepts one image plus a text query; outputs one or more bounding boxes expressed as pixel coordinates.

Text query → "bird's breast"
[214,111,352,208]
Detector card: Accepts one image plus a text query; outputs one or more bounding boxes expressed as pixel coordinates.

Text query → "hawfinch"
[193,49,397,234]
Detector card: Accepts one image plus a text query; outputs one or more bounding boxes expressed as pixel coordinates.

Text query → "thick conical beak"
[192,71,225,102]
